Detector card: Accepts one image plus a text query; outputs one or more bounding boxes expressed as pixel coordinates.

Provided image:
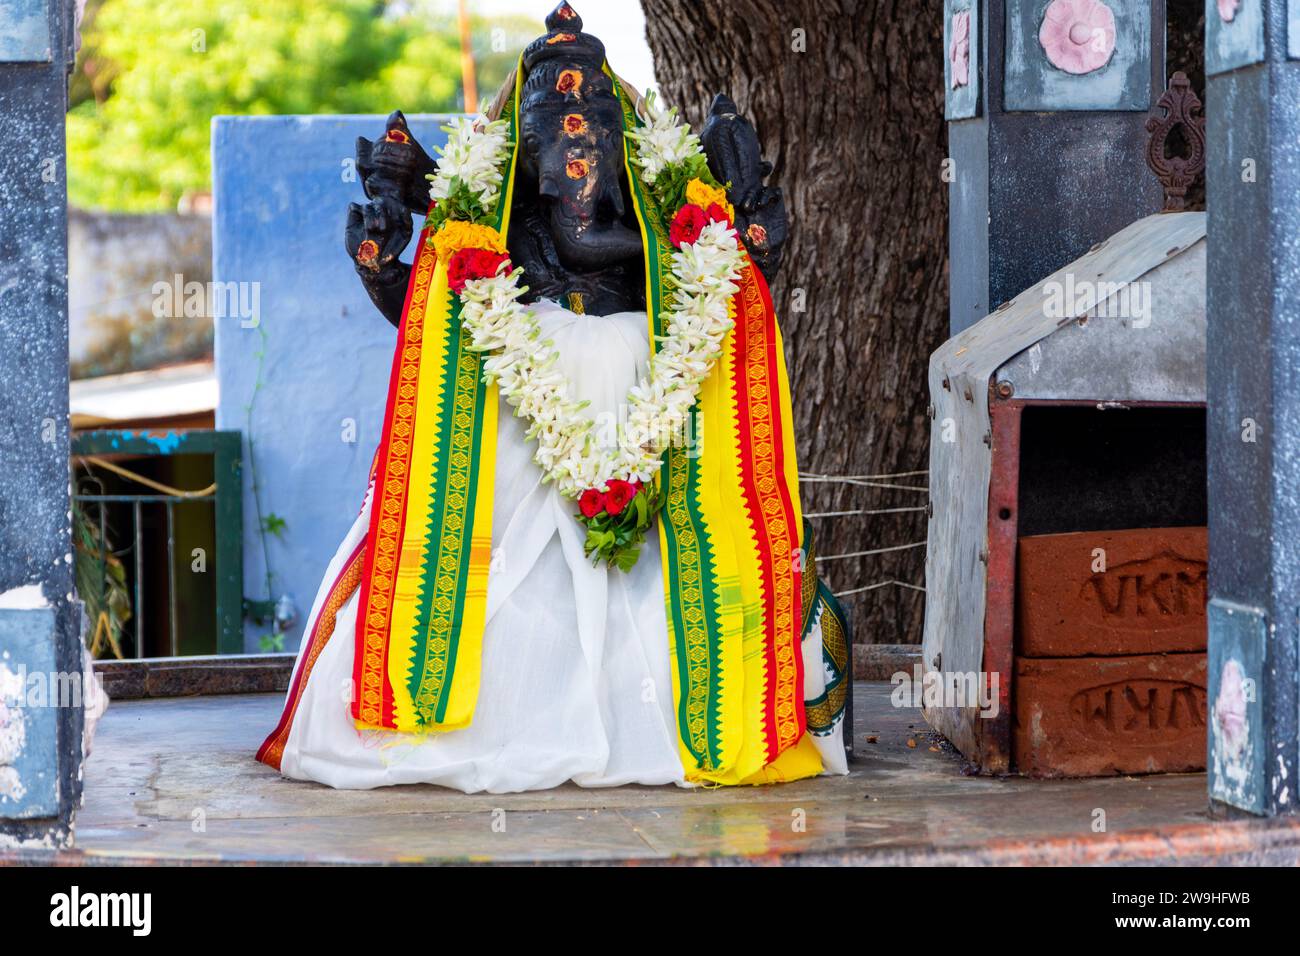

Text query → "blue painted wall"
[212,114,454,653]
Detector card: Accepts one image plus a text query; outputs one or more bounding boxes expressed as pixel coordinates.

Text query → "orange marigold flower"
[685,178,734,224]
[432,220,507,262]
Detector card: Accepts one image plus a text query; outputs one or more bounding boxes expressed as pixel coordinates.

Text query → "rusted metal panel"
[977,400,1021,772]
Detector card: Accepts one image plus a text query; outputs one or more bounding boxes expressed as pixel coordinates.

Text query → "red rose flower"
[669,204,708,248]
[603,479,637,517]
[705,203,731,226]
[447,247,511,293]
[579,488,605,518]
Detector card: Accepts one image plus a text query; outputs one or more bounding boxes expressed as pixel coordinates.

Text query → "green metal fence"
[71,430,243,656]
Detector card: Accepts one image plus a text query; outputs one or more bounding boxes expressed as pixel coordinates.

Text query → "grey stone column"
[1205,0,1300,817]
[0,0,82,847]
[945,0,1166,335]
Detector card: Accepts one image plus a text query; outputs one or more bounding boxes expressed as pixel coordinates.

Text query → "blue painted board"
[0,608,60,820]
[1207,599,1267,814]
[1206,0,1266,75]
[0,0,51,62]
[1005,0,1152,111]
[945,0,980,120]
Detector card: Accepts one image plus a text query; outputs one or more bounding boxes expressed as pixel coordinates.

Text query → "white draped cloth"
[274,300,847,792]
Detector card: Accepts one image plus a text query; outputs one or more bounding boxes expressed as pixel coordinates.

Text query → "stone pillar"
[945,0,1166,334]
[1205,0,1300,817]
[0,0,82,847]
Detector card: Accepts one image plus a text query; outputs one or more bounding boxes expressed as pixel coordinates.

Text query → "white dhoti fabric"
[274,300,847,792]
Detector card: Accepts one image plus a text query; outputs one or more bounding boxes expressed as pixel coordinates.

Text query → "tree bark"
[640,0,948,644]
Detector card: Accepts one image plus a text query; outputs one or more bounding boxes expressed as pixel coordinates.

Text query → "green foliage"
[261,513,288,539]
[68,0,539,211]
[259,632,286,653]
[648,152,721,222]
[580,483,666,573]
[425,175,496,232]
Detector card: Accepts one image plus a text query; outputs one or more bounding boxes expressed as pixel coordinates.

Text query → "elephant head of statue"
[515,2,644,272]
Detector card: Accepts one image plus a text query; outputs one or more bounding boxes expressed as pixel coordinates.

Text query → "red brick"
[1017,527,1207,657]
[1013,653,1207,777]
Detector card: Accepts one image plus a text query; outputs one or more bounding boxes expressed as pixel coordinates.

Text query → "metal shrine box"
[923,212,1209,776]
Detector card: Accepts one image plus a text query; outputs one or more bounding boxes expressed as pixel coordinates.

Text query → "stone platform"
[6,683,1300,865]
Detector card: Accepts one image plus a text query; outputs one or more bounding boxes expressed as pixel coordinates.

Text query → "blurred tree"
[68,0,539,211]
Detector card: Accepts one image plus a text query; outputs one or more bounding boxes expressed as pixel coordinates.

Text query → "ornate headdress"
[521,2,606,72]
[518,3,619,112]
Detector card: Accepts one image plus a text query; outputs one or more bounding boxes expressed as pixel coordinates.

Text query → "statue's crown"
[522,2,606,73]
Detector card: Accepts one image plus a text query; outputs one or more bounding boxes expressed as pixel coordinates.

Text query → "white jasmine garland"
[439,96,746,499]
[428,115,513,212]
[624,90,705,184]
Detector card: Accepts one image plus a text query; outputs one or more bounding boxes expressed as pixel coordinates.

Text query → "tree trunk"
[641,0,948,644]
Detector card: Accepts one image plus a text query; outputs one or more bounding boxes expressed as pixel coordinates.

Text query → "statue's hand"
[356,110,439,216]
[700,93,789,281]
[345,196,412,275]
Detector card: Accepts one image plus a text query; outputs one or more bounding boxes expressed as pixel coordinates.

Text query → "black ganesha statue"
[343,3,789,327]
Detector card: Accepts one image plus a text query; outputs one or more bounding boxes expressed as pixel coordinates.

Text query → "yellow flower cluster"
[685,178,734,223]
[432,220,507,261]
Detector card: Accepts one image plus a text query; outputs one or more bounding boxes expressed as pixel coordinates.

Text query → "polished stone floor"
[67,683,1297,865]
